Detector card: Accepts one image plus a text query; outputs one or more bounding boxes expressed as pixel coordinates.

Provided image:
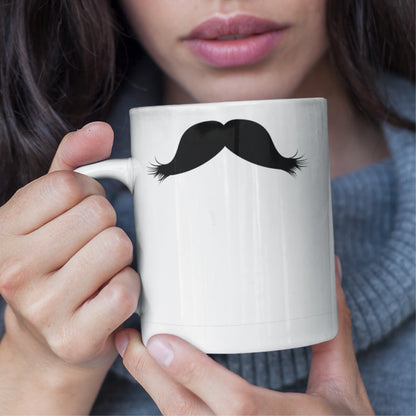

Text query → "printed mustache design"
[149,119,305,181]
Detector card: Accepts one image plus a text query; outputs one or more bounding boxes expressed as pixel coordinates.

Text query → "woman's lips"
[183,15,288,68]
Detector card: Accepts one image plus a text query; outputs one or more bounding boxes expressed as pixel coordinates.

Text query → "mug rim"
[130,97,326,116]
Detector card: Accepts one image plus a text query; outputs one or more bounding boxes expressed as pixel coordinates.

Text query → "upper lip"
[184,14,288,40]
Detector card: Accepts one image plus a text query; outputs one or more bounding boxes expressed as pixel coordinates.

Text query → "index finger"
[0,171,105,235]
[0,122,113,235]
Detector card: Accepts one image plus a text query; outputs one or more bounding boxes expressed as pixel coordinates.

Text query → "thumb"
[49,121,114,172]
[307,256,358,393]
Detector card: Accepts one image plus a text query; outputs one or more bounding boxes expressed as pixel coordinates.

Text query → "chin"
[181,68,301,103]
[195,91,295,104]
[165,62,305,104]
[191,83,297,103]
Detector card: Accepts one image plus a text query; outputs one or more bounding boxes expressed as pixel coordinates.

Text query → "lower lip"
[184,30,286,68]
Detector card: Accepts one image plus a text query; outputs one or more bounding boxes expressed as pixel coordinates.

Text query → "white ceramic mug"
[76,98,337,353]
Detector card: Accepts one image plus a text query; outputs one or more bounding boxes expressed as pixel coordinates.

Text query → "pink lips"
[183,15,288,68]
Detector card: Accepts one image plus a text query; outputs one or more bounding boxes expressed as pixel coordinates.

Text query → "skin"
[0,0,385,414]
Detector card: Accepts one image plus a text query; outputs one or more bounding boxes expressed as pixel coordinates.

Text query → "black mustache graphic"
[149,119,305,181]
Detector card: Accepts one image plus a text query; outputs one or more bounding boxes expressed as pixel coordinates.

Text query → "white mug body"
[129,98,337,353]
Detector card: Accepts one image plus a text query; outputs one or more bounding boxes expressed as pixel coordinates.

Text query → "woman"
[0,0,414,414]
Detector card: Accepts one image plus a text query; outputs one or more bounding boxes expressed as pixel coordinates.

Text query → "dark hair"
[327,0,415,130]
[0,0,414,204]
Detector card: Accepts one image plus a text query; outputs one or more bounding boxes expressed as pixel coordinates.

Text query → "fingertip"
[332,257,352,345]
[147,336,175,367]
[115,328,142,358]
[50,121,114,172]
[334,259,348,303]
[72,121,114,162]
[115,331,129,357]
[335,255,343,283]
[334,255,347,308]
[80,121,114,139]
[148,333,199,354]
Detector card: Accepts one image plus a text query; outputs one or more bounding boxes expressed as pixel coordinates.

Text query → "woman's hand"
[116,258,374,415]
[0,122,140,414]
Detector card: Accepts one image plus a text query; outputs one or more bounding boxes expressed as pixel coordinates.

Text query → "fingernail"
[115,333,129,358]
[81,121,101,132]
[335,255,343,282]
[147,337,174,367]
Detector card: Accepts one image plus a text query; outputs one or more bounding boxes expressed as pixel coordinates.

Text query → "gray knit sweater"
[0,57,414,415]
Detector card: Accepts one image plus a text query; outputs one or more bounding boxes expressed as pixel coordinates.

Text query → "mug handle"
[75,158,136,193]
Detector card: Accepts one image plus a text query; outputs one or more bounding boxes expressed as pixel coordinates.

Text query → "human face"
[120,0,329,103]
